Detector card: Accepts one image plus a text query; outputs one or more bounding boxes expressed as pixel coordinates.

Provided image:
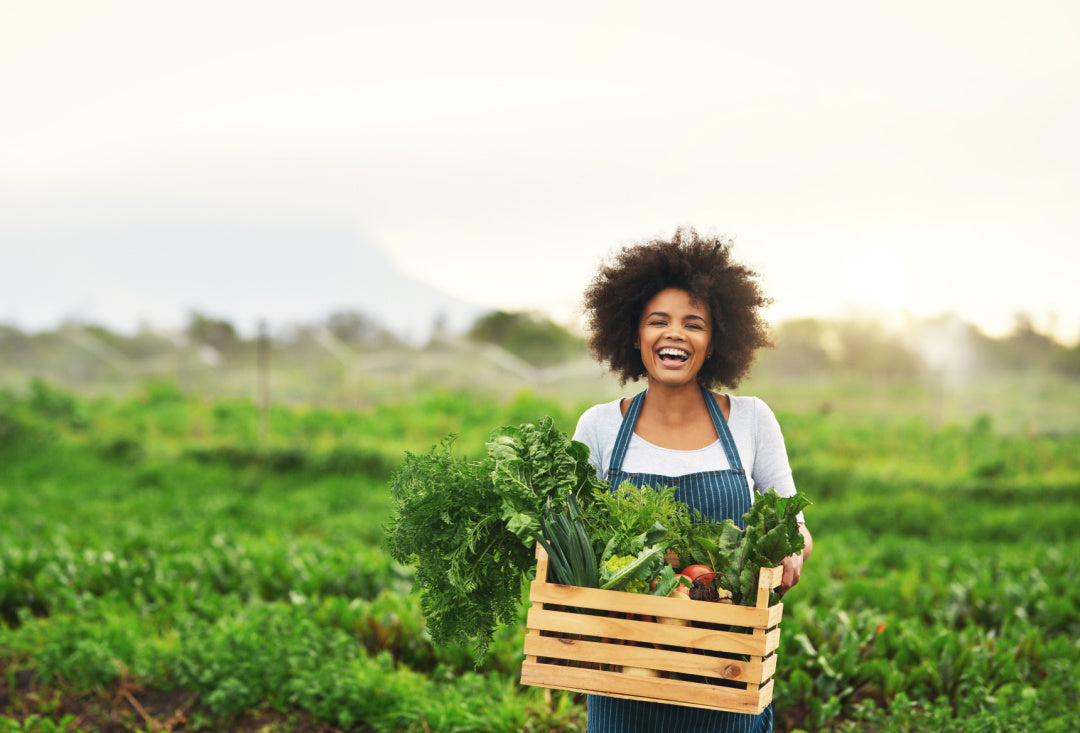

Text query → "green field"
[1,378,1078,732]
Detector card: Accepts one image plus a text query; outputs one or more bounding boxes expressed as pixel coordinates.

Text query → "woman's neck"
[643,381,705,417]
[633,381,720,449]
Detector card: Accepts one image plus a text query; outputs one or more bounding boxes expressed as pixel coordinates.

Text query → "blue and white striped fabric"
[585,388,774,733]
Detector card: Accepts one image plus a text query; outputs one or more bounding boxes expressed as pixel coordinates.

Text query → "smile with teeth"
[658,347,690,363]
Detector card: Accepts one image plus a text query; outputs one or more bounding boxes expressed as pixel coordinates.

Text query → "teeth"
[658,348,689,360]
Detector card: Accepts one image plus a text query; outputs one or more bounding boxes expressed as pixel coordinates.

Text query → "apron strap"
[703,387,745,473]
[607,387,745,475]
[606,390,646,476]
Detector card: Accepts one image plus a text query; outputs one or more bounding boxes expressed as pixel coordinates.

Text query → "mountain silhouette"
[2,216,488,342]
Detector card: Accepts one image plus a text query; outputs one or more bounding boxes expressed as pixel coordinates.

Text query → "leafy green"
[599,546,666,592]
[385,418,605,661]
[650,564,692,596]
[488,418,608,547]
[688,488,812,606]
[385,435,526,661]
[584,481,697,562]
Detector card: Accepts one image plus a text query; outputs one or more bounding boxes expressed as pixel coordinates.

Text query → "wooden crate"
[519,544,784,715]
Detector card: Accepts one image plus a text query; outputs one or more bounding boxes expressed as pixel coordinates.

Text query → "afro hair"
[583,227,773,388]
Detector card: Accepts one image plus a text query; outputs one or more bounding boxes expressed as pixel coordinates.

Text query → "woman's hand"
[779,523,813,595]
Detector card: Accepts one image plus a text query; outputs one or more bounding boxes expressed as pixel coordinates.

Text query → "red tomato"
[681,564,715,583]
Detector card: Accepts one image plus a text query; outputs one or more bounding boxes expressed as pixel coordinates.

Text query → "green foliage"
[689,489,810,606]
[585,482,695,563]
[488,418,607,546]
[0,715,80,733]
[386,417,606,661]
[385,435,527,662]
[1,382,1079,731]
[599,548,665,593]
[467,310,585,366]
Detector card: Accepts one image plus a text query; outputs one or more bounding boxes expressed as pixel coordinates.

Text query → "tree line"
[1,308,1078,389]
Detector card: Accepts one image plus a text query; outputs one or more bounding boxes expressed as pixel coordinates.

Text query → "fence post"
[257,319,270,451]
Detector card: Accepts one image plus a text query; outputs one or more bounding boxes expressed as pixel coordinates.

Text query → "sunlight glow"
[842,246,912,313]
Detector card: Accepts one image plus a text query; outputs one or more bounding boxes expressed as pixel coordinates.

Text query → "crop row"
[2,382,1079,731]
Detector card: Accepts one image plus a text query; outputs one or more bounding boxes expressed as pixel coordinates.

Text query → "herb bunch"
[385,418,605,661]
[584,481,698,562]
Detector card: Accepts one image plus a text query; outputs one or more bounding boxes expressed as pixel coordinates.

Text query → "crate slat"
[522,634,772,684]
[520,661,774,715]
[526,606,780,656]
[527,581,783,628]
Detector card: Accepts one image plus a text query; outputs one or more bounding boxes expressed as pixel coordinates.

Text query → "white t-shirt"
[572,393,805,522]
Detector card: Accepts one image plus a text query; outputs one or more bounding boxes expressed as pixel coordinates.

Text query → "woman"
[573,228,812,733]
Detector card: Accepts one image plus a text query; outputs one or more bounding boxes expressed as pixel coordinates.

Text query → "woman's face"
[635,287,713,387]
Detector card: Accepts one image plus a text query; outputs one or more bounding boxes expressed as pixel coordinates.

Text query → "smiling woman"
[635,288,714,391]
[573,228,812,733]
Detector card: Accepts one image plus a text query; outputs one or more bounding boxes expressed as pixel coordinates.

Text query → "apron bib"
[586,388,773,733]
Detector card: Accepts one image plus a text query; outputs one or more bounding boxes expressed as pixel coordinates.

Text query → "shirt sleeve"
[750,397,805,523]
[572,402,609,480]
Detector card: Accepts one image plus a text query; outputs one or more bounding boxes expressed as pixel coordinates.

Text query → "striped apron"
[585,388,773,733]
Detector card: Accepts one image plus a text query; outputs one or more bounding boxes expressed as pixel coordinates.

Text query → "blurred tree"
[765,318,834,377]
[833,319,922,380]
[1053,340,1080,378]
[467,310,584,367]
[325,310,400,350]
[127,324,175,360]
[0,324,32,366]
[185,312,241,355]
[984,313,1061,371]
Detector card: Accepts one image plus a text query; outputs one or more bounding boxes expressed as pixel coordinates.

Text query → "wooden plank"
[761,652,777,683]
[522,635,770,684]
[759,565,783,589]
[520,662,772,715]
[528,581,780,629]
[526,607,775,657]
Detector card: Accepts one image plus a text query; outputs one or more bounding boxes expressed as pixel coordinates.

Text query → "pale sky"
[2,1,1078,343]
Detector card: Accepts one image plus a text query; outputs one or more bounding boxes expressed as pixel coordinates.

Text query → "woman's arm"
[780,522,813,595]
